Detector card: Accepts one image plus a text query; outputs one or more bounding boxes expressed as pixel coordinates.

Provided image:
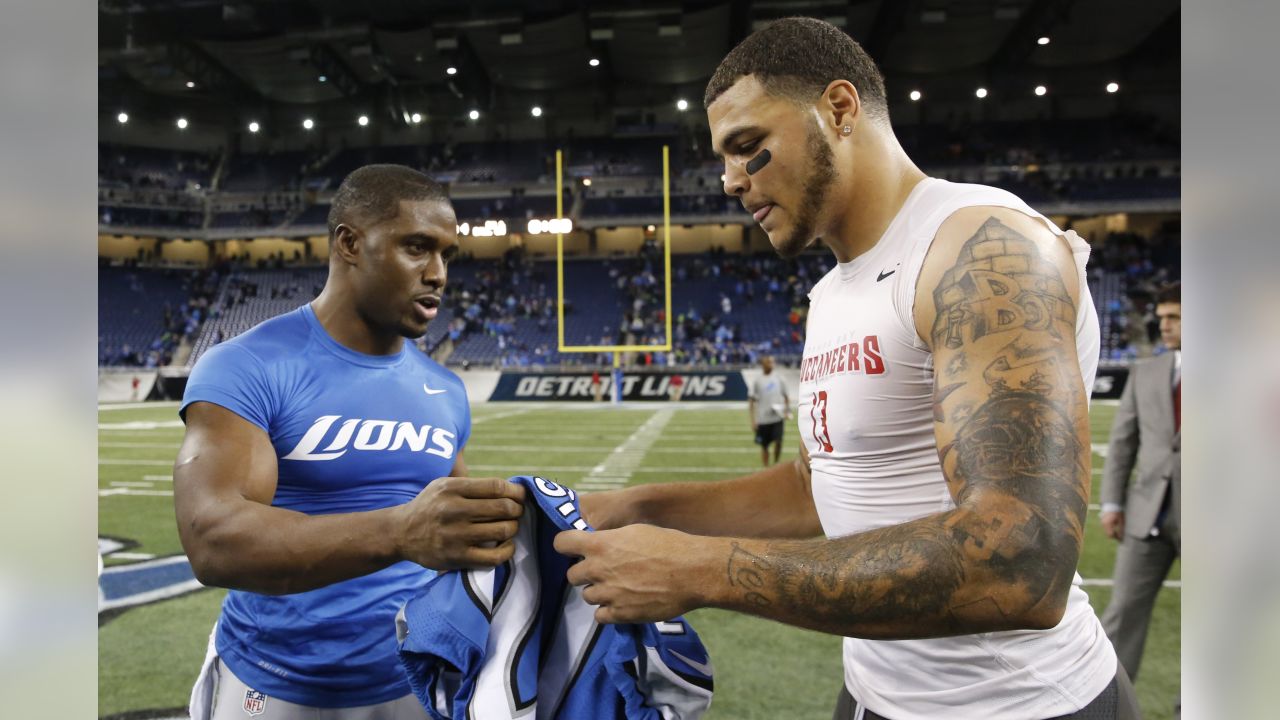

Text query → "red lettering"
[864,335,885,375]
[847,342,861,373]
[836,344,847,374]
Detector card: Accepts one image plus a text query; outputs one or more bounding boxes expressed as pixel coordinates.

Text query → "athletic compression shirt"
[181,303,470,707]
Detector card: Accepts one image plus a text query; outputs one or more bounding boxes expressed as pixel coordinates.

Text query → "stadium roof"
[99,0,1179,131]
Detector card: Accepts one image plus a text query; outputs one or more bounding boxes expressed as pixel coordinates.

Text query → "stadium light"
[459,220,508,237]
[676,99,689,111]
[582,177,592,186]
[975,87,988,99]
[909,89,922,101]
[186,81,196,88]
[318,75,327,83]
[531,106,543,117]
[1038,36,1051,45]
[302,118,315,130]
[176,117,188,129]
[117,112,129,124]
[409,113,421,124]
[1034,85,1048,96]
[588,58,600,67]
[1106,82,1120,93]
[527,218,573,235]
[248,121,260,133]
[646,225,656,232]
[468,109,480,120]
[358,114,370,126]
[446,66,458,76]
[720,174,726,183]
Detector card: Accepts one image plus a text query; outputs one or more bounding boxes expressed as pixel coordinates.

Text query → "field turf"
[98,401,1179,719]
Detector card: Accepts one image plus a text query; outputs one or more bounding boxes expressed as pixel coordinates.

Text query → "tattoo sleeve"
[717,216,1090,639]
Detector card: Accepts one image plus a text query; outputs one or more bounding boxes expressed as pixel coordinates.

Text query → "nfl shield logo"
[242,689,267,716]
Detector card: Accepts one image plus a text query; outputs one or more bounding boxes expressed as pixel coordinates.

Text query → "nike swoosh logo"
[668,649,714,677]
[422,383,447,396]
[876,269,895,282]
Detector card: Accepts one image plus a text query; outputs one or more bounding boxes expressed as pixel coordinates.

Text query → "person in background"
[1100,281,1182,682]
[749,356,790,466]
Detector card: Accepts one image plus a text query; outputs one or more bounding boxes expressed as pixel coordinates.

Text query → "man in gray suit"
[1100,281,1181,680]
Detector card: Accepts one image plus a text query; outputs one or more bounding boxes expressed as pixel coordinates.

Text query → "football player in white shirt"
[559,17,1139,720]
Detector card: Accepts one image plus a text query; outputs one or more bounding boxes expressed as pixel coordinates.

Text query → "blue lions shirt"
[396,476,714,719]
[180,303,470,708]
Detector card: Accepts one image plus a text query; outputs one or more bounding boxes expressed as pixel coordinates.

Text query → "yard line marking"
[98,401,181,411]
[99,459,173,466]
[577,483,628,491]
[472,408,536,425]
[109,481,154,488]
[143,475,174,482]
[109,552,156,561]
[581,409,677,487]
[98,420,185,430]
[98,488,174,497]
[466,464,756,475]
[466,445,760,454]
[1080,578,1180,589]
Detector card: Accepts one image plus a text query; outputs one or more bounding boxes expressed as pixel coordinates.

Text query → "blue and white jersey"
[180,303,470,708]
[396,476,714,720]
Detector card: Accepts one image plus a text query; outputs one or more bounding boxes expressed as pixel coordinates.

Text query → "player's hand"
[554,525,713,624]
[395,477,526,570]
[1101,510,1125,541]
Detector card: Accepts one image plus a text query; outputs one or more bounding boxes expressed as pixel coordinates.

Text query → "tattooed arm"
[558,208,1091,637]
[578,440,823,539]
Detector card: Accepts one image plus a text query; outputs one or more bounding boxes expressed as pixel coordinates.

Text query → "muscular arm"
[706,209,1090,637]
[579,441,822,539]
[565,209,1092,637]
[174,402,522,595]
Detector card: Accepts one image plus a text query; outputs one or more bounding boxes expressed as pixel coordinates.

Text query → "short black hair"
[704,17,888,123]
[1156,281,1181,305]
[327,164,450,241]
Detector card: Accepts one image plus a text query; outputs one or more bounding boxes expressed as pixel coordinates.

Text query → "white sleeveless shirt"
[797,178,1114,719]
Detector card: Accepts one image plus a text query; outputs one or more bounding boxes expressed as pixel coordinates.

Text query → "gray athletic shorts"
[832,663,1143,720]
[202,658,427,720]
[189,626,427,720]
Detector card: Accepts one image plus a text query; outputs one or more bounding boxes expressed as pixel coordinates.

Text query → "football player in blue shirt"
[174,164,526,719]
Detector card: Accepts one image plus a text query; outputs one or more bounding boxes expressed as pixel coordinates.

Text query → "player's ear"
[331,223,361,266]
[820,79,860,135]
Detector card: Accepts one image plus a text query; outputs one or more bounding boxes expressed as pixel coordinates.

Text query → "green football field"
[98,401,1180,719]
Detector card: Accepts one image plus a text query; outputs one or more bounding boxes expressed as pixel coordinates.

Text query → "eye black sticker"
[745,148,772,175]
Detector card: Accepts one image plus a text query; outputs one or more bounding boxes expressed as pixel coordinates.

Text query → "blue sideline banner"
[489,371,749,402]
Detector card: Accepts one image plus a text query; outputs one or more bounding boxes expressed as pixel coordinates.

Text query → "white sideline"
[577,409,677,490]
